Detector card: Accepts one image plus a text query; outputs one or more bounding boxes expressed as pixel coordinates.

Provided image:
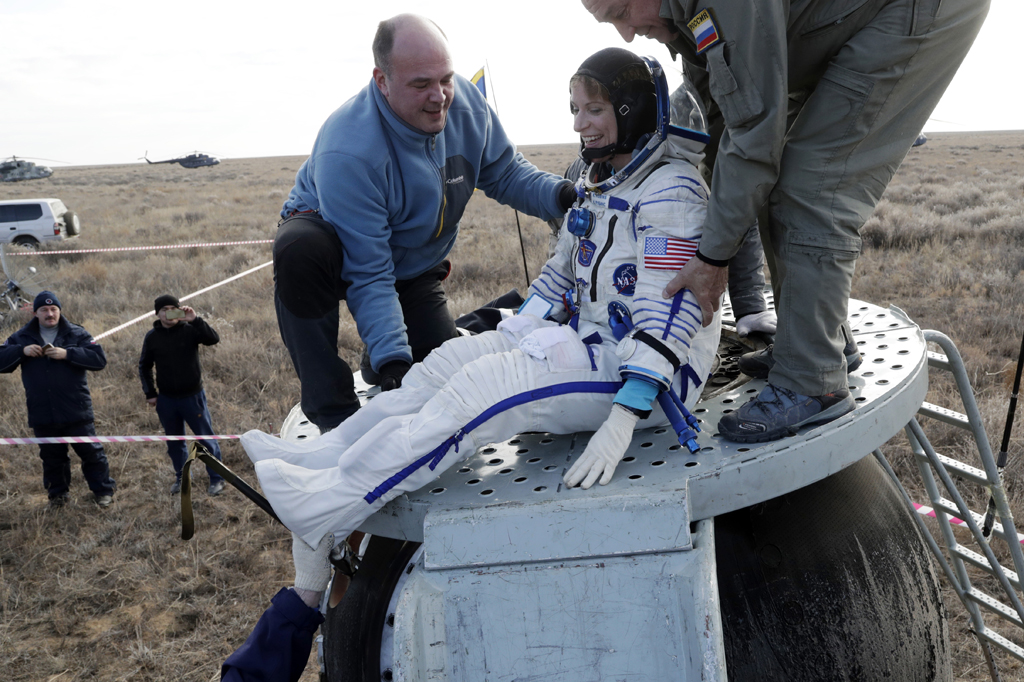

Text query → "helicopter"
[140,151,220,168]
[0,157,54,182]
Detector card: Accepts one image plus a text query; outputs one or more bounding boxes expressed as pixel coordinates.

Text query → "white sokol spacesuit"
[241,52,722,549]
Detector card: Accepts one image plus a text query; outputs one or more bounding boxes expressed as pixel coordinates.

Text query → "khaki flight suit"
[665,0,989,395]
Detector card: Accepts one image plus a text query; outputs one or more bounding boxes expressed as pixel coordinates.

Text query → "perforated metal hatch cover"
[281,299,928,541]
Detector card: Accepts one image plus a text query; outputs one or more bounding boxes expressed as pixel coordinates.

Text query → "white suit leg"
[254,328,624,547]
[241,331,516,470]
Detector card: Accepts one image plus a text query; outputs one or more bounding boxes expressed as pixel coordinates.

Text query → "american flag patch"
[642,236,697,271]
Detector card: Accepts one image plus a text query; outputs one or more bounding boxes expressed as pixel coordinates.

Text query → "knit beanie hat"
[154,294,180,314]
[33,291,61,312]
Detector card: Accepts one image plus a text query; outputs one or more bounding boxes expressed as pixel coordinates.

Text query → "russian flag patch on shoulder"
[687,8,722,55]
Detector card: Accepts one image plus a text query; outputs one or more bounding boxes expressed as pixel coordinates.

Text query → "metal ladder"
[875,330,1024,681]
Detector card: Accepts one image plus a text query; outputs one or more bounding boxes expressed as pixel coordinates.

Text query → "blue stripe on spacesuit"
[645,178,706,201]
[632,310,700,339]
[637,194,703,209]
[534,276,567,301]
[665,290,688,341]
[626,315,694,348]
[634,296,701,312]
[636,325,694,349]
[648,175,706,195]
[541,264,574,288]
[633,297,702,339]
[362,380,624,504]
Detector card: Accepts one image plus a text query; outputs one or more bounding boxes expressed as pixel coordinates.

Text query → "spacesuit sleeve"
[620,166,709,385]
[525,223,575,324]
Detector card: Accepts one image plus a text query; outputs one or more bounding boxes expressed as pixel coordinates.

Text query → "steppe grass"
[0,134,1023,680]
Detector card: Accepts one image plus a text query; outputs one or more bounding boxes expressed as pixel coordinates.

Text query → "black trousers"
[33,421,116,499]
[273,214,459,431]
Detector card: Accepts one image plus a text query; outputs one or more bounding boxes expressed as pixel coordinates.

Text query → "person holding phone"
[0,291,116,508]
[138,294,225,496]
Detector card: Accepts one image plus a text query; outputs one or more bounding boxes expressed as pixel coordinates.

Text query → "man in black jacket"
[139,294,225,496]
[0,291,116,508]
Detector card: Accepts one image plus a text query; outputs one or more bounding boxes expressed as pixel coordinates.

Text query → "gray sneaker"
[170,480,182,495]
[738,341,862,381]
[95,494,114,508]
[718,383,855,443]
[208,480,225,497]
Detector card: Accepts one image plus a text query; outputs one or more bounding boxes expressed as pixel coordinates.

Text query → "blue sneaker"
[738,341,862,381]
[718,384,855,443]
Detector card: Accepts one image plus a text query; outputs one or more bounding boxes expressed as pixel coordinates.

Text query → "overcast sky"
[2,0,1019,167]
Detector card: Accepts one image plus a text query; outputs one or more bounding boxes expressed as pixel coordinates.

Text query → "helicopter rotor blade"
[3,155,70,165]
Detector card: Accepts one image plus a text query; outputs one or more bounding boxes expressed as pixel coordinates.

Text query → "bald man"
[583,0,988,442]
[274,14,576,433]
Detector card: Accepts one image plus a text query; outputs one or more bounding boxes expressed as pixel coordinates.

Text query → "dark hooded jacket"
[138,316,219,399]
[0,316,106,428]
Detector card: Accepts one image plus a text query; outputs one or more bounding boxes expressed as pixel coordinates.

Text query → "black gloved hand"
[557,181,577,212]
[379,360,411,392]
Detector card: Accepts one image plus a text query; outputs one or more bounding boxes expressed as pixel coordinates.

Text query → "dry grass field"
[1,132,1023,681]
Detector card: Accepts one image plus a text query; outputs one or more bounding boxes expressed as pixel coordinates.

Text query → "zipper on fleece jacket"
[430,133,446,239]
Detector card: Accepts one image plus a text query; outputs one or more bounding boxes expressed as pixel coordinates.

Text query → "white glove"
[497,313,548,344]
[736,310,777,337]
[292,532,334,607]
[564,404,639,490]
[518,327,592,371]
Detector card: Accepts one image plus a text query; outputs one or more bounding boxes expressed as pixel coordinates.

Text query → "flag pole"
[484,60,531,290]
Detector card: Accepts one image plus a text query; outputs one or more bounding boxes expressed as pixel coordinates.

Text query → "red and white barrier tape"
[8,239,273,256]
[0,433,246,445]
[93,260,272,340]
[914,502,1024,545]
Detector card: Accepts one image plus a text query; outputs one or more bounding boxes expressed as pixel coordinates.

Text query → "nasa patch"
[613,263,637,296]
[577,239,596,266]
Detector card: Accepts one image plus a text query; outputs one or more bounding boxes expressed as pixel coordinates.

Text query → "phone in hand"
[165,308,185,320]
[42,343,54,350]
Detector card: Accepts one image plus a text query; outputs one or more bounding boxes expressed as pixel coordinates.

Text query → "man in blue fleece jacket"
[274,13,576,432]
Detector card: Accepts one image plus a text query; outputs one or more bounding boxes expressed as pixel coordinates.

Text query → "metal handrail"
[877,329,1024,681]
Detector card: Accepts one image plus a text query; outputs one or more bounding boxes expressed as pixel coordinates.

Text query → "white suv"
[0,198,80,247]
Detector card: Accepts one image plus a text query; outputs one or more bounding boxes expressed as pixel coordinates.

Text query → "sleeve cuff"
[613,377,660,414]
[695,250,729,268]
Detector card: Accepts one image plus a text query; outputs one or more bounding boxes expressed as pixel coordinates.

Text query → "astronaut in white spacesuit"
[241,48,721,556]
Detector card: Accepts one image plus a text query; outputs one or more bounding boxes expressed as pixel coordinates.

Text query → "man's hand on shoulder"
[379,360,411,392]
[662,257,728,328]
